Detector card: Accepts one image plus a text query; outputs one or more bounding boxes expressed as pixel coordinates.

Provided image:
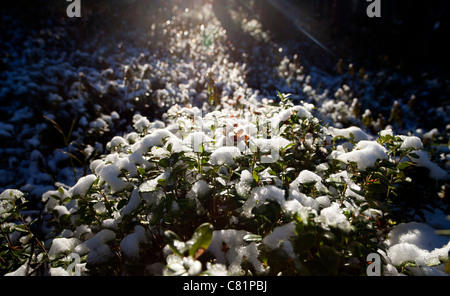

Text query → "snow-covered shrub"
[2,92,447,276]
[1,1,449,277]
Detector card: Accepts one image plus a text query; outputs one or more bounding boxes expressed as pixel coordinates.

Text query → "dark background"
[258,0,450,72]
[3,0,450,70]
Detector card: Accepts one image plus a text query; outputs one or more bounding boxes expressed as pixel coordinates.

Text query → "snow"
[73,225,93,240]
[121,187,141,216]
[49,267,69,276]
[252,136,291,152]
[236,169,253,198]
[327,126,371,142]
[4,263,29,276]
[93,202,107,214]
[0,122,15,138]
[316,195,331,207]
[99,163,130,193]
[107,136,127,150]
[48,237,82,260]
[132,129,173,154]
[207,229,266,275]
[209,146,241,166]
[379,128,394,137]
[335,140,388,171]
[290,169,327,193]
[183,131,212,152]
[188,180,211,198]
[120,225,148,259]
[399,135,423,150]
[316,203,351,232]
[1,1,449,277]
[102,218,120,230]
[384,222,450,269]
[0,189,24,201]
[53,205,70,217]
[262,222,297,259]
[68,174,96,197]
[73,229,115,254]
[73,229,116,265]
[139,169,170,192]
[133,116,151,133]
[0,189,24,219]
[281,199,304,214]
[208,229,247,265]
[408,150,448,180]
[242,185,286,217]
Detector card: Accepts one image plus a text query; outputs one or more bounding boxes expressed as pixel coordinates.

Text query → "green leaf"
[252,170,259,182]
[116,198,129,210]
[252,201,280,224]
[318,245,340,275]
[167,143,173,153]
[176,198,197,210]
[159,158,170,168]
[435,229,450,236]
[137,167,146,176]
[12,224,29,233]
[188,223,214,258]
[294,232,316,253]
[243,234,263,243]
[164,230,183,256]
[282,143,296,151]
[397,161,414,170]
[408,152,420,159]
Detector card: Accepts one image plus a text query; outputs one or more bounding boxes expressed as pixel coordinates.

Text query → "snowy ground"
[1,0,449,276]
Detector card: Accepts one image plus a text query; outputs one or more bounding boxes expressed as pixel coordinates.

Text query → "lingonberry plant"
[2,92,447,276]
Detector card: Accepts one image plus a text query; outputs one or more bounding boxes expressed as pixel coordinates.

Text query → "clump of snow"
[188,180,211,198]
[384,222,450,272]
[5,264,29,276]
[327,126,371,142]
[335,140,388,171]
[107,136,128,150]
[121,188,141,216]
[99,164,130,193]
[399,135,423,150]
[139,169,170,193]
[48,267,69,276]
[68,174,97,197]
[164,254,203,276]
[53,205,70,217]
[0,189,25,219]
[133,115,151,133]
[120,225,148,259]
[242,185,286,217]
[262,222,297,259]
[315,203,351,233]
[251,136,291,162]
[131,129,173,154]
[186,180,211,212]
[48,237,82,260]
[210,146,241,166]
[408,150,447,180]
[207,229,266,275]
[73,229,116,265]
[204,262,229,276]
[290,169,327,193]
[183,132,212,152]
[379,128,394,138]
[236,169,253,198]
